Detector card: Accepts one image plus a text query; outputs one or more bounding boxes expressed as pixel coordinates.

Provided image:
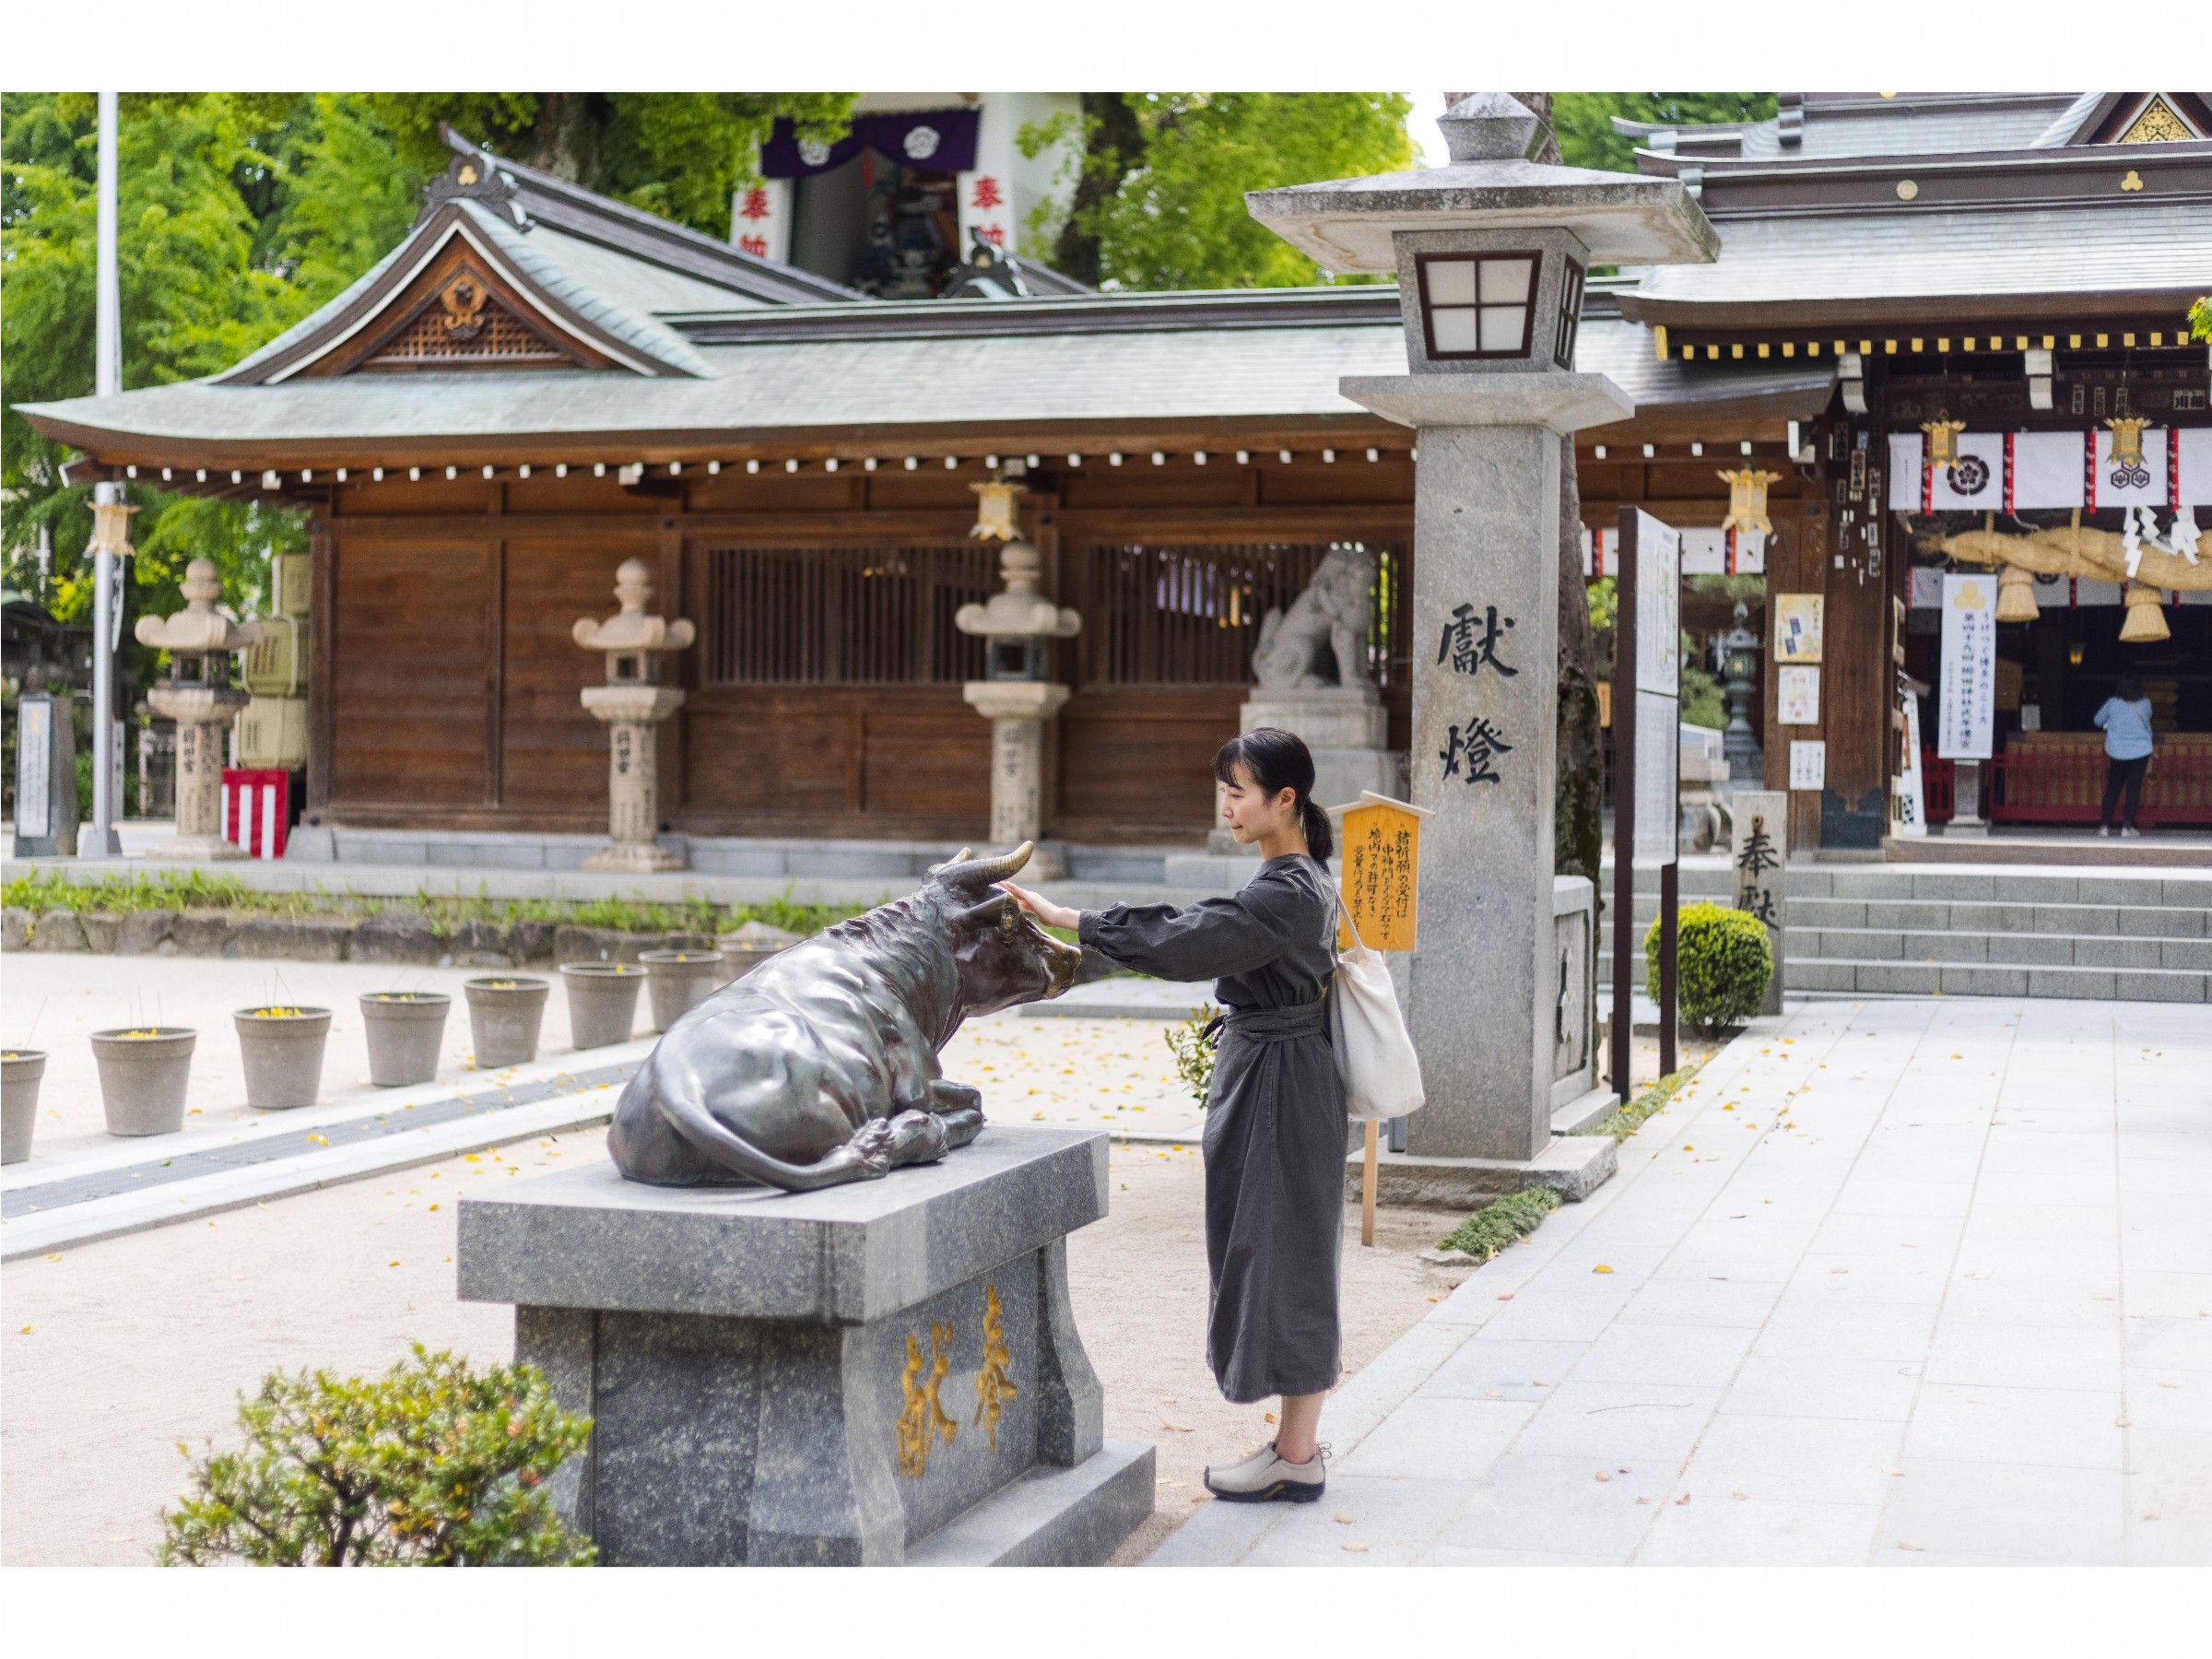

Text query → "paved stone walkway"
[1148,996,2211,1567]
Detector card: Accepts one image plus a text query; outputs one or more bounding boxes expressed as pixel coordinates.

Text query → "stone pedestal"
[1210,688,1400,853]
[962,681,1071,879]
[146,685,250,861]
[457,1126,1152,1567]
[1946,758,1990,837]
[1342,373,1632,1167]
[580,685,685,873]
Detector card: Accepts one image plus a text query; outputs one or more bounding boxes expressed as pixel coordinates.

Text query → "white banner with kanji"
[1937,572,1997,760]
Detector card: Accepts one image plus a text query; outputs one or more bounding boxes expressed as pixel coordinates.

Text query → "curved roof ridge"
[453,200,709,377]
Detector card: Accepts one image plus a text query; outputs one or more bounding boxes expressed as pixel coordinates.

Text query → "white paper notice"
[1789,740,1827,793]
[1895,689,1927,838]
[1777,665,1820,726]
[1633,512,1680,697]
[1937,572,1997,759]
[1634,689,1678,867]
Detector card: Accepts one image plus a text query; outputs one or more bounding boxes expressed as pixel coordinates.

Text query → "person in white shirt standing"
[2093,674,2156,839]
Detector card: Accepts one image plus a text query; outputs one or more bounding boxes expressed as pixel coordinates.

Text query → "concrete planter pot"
[716,923,799,986]
[560,963,644,1050]
[464,977,548,1069]
[640,950,721,1032]
[3,1049,48,1163]
[89,1027,197,1136]
[233,1006,334,1111]
[359,992,451,1087]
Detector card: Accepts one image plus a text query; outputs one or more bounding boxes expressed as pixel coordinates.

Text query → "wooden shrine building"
[22,100,2212,856]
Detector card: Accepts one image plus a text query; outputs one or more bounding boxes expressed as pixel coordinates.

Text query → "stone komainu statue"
[1250,543,1378,691]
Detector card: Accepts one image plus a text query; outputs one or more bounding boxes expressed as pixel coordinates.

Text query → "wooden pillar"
[657,507,687,818]
[305,520,335,815]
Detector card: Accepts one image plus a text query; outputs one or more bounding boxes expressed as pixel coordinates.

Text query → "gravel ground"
[2,1123,1464,1566]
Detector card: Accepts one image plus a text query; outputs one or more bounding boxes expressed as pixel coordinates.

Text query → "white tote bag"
[1326,891,1425,1123]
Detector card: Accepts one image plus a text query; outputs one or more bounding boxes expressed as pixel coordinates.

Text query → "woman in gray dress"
[1004,727,1346,1504]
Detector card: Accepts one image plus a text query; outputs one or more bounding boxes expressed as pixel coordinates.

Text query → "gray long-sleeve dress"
[1078,853,1347,1404]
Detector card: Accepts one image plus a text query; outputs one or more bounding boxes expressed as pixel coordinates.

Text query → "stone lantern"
[572,559,694,873]
[956,482,1079,878]
[135,554,261,861]
[1248,92,1718,1182]
[1718,599,1765,794]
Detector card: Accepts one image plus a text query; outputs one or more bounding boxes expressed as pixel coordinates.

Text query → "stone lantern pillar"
[956,484,1080,877]
[572,559,695,874]
[1248,93,1718,1180]
[135,556,261,861]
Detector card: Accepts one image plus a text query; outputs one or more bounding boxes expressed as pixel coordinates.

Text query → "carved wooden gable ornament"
[217,151,697,385]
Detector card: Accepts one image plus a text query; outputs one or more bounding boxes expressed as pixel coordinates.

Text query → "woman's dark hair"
[2116,674,2145,701]
[1215,727,1334,863]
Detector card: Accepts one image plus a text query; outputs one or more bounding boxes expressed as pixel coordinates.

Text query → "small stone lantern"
[135,555,261,861]
[956,482,1079,875]
[572,559,694,873]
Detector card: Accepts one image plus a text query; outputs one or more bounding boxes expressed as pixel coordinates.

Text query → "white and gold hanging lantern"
[2105,416,2150,470]
[1922,416,1965,469]
[2119,579,2170,642]
[1718,467,1783,538]
[1994,562,2041,622]
[970,478,1027,542]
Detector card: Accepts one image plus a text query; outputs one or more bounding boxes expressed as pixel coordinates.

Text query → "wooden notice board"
[1334,790,1432,951]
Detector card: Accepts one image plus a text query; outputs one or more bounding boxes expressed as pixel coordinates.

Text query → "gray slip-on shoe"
[1203,1440,1328,1503]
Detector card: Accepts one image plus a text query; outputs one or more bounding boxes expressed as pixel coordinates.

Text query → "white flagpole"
[87,89,124,857]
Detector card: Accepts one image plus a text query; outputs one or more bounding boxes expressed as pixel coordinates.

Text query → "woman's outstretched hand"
[1001,881,1079,933]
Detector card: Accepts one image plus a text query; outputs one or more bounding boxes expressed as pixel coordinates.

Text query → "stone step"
[1783,959,2210,1003]
[1602,865,2212,909]
[1605,930,2212,972]
[1597,944,2211,1000]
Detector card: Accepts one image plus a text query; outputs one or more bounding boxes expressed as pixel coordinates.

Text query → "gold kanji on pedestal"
[896,1322,959,1478]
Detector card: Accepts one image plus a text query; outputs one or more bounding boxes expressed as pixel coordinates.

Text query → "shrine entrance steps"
[1597,860,2211,1006]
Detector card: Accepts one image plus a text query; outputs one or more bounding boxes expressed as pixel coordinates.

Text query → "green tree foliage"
[159,1345,594,1567]
[1551,94,1779,174]
[1,91,853,638]
[1019,94,1413,289]
[359,93,854,237]
[2191,296,2211,343]
[1645,902,1772,1038]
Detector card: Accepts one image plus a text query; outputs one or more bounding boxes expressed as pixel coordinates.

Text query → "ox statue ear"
[930,841,1033,892]
[954,890,1017,928]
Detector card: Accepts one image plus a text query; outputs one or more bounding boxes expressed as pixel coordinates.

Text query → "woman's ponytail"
[1299,795,1335,865]
[1216,726,1333,864]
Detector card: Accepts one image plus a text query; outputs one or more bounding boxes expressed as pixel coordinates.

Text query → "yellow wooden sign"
[1332,790,1431,953]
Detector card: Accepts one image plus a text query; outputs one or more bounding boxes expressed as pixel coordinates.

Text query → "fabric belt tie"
[1213,1000,1328,1043]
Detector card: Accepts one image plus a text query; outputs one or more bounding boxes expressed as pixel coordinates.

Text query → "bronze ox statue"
[609,841,1079,1192]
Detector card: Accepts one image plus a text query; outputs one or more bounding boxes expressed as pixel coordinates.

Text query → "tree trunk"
[528,92,604,190]
[1053,93,1146,286]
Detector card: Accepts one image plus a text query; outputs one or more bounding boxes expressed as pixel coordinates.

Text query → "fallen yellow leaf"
[1594,1470,1612,1483]
[1593,1265,1614,1274]
[1335,1512,1356,1524]
[1342,1543,1369,1553]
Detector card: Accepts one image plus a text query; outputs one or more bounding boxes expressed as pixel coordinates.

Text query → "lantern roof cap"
[1246,93,1721,273]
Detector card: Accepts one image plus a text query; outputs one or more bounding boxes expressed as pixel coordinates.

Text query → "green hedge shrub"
[1644,902,1771,1038]
[159,1345,594,1567]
